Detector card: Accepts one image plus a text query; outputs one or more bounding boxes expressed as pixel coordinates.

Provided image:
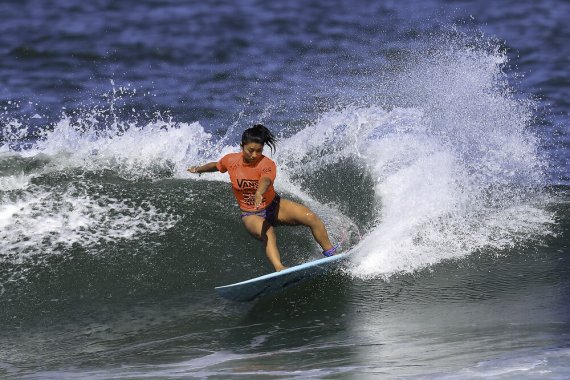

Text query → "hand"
[187,166,198,174]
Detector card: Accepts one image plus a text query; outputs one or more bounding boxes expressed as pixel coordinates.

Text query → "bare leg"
[242,215,287,271]
[276,199,334,252]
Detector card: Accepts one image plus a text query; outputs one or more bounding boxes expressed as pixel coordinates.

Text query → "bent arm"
[187,162,219,174]
[254,176,273,208]
[256,176,272,196]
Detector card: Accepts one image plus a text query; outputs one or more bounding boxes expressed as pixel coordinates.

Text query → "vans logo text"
[237,179,258,189]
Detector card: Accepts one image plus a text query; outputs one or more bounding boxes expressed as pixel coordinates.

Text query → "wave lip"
[277,36,556,279]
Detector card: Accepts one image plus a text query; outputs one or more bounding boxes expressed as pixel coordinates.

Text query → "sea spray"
[277,39,556,278]
[0,103,203,271]
[0,181,181,261]
[0,34,558,282]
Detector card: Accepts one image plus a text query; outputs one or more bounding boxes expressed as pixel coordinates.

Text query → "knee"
[242,220,263,240]
[250,230,263,240]
[243,219,273,242]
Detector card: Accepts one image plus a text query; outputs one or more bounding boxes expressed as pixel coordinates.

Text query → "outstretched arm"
[187,162,219,174]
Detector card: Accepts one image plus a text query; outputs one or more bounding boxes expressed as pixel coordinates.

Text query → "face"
[241,142,264,163]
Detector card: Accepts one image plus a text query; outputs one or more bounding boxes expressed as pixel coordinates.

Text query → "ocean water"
[1,0,569,379]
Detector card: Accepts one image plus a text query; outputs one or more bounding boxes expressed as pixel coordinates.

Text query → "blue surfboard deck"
[215,253,349,302]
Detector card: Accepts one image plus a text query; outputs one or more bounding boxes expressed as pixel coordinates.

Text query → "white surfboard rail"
[215,253,349,302]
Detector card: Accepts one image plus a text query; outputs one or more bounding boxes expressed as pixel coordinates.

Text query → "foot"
[322,244,339,257]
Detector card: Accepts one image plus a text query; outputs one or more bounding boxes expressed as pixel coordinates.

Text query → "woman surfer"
[188,124,337,272]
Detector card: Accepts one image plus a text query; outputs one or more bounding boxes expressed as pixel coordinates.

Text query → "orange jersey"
[216,153,277,211]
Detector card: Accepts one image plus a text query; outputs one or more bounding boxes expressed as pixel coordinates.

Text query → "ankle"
[322,244,338,257]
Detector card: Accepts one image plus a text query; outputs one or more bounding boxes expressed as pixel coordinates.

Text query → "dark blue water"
[1,0,569,378]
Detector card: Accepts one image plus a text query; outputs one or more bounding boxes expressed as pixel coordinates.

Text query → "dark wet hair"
[241,124,277,153]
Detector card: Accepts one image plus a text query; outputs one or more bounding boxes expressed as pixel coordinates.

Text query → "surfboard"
[215,253,349,302]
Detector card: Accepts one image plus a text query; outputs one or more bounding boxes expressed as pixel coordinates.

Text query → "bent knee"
[246,229,263,240]
[242,217,273,241]
[242,219,262,238]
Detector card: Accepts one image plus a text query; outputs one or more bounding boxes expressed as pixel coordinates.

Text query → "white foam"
[0,37,555,279]
[0,172,32,191]
[0,184,179,261]
[2,114,216,180]
[276,41,555,279]
[432,346,570,379]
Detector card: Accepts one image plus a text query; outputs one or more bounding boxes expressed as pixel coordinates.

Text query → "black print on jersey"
[237,179,258,189]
